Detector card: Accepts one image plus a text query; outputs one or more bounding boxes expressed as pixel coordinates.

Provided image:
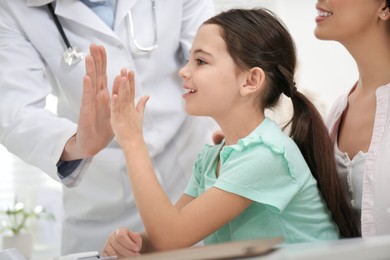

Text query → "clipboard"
[121,237,283,260]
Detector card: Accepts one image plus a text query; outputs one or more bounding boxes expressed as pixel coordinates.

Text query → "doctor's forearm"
[60,134,87,161]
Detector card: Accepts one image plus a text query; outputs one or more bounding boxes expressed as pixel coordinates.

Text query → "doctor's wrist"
[61,134,84,161]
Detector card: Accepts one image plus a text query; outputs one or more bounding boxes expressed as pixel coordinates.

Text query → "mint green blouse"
[185,118,340,244]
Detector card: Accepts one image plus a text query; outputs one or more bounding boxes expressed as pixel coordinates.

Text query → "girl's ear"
[379,0,390,20]
[240,67,266,96]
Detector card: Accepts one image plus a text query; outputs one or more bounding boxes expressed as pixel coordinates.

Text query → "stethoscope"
[47,0,158,66]
[128,0,158,53]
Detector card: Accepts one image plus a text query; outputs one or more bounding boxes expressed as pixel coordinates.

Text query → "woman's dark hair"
[204,8,360,238]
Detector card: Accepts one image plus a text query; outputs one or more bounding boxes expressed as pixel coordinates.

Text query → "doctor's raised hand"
[61,44,114,161]
[0,0,217,254]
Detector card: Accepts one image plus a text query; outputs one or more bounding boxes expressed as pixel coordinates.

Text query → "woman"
[315,0,390,236]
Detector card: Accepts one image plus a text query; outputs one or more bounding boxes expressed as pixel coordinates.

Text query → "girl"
[315,0,390,236]
[102,8,359,257]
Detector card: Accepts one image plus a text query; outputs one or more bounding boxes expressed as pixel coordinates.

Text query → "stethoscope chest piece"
[63,46,84,66]
[47,3,84,66]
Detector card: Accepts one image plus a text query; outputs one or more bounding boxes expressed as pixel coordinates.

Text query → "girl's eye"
[196,59,207,65]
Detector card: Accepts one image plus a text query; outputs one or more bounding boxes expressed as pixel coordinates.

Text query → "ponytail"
[287,91,360,238]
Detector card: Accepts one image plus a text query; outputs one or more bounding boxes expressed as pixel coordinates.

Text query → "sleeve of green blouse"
[214,143,301,213]
[184,163,200,198]
[184,145,209,198]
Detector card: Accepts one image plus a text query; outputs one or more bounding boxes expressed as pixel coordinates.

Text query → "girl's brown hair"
[205,8,360,237]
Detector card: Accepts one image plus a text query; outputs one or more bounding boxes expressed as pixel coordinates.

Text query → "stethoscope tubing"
[46,1,157,65]
[47,3,72,49]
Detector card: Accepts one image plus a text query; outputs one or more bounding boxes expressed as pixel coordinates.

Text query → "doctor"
[0,0,216,254]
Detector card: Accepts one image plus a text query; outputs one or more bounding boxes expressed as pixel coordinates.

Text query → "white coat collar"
[26,0,139,41]
[55,0,116,38]
[27,0,55,6]
[27,0,139,19]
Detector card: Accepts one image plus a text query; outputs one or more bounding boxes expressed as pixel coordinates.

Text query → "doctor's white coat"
[0,0,216,254]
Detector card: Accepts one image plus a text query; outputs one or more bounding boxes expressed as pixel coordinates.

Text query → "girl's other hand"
[102,227,142,257]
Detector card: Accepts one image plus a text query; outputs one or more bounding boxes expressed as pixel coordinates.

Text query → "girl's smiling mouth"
[183,86,197,98]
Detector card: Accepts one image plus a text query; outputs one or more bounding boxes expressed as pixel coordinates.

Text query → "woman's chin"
[313,28,333,41]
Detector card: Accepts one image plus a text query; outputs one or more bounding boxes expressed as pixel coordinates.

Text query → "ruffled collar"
[220,118,271,161]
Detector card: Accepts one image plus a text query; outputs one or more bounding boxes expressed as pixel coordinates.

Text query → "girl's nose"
[179,64,190,79]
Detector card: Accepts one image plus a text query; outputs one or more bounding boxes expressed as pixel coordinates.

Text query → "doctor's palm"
[72,45,114,159]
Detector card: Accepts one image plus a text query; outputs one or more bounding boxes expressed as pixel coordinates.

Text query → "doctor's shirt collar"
[27,0,55,7]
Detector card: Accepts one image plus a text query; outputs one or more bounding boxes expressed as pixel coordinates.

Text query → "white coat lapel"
[56,0,119,39]
[28,0,119,41]
[27,0,55,6]
[115,0,138,29]
[26,0,134,41]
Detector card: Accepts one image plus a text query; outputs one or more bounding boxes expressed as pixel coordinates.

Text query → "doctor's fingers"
[97,45,108,94]
[85,55,97,96]
[89,44,105,93]
[89,44,101,88]
[82,74,94,112]
[98,45,108,90]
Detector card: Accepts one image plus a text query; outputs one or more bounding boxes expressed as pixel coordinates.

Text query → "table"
[247,235,390,260]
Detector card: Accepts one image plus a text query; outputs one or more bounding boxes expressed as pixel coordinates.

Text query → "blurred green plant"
[0,198,55,236]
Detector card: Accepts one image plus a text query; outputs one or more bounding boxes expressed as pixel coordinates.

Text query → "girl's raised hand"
[110,70,149,150]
